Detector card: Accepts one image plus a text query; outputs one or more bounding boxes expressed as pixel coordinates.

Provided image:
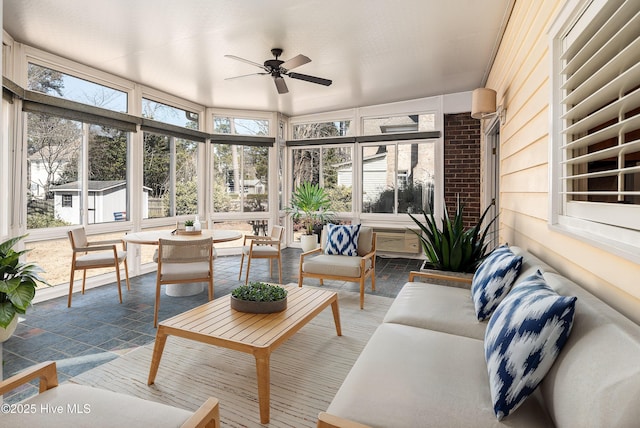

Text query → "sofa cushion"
[302,254,370,278]
[2,383,192,427]
[327,323,553,427]
[326,223,361,256]
[484,271,576,420]
[471,246,523,321]
[540,272,640,428]
[383,282,487,340]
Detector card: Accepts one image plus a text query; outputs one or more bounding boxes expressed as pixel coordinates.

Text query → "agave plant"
[0,235,48,328]
[408,197,498,273]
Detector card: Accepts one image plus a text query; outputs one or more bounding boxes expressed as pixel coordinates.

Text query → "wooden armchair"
[239,225,284,284]
[299,226,376,309]
[67,227,130,307]
[0,361,220,427]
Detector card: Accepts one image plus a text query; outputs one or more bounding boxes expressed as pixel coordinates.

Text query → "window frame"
[549,0,640,262]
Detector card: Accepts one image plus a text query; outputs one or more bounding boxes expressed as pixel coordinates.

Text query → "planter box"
[230,296,287,314]
[419,262,474,289]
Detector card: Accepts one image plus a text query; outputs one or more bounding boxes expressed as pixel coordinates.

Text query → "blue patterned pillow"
[325,224,361,256]
[471,246,523,321]
[484,270,577,420]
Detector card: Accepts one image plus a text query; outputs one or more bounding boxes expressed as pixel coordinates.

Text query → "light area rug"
[70,289,394,427]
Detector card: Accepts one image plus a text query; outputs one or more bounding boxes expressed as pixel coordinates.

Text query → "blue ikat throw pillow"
[471,245,523,321]
[484,270,577,420]
[325,224,361,256]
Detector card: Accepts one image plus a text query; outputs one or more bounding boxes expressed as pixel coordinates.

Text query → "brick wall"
[443,113,481,228]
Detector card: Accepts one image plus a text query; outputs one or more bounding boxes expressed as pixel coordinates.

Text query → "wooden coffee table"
[147,285,341,424]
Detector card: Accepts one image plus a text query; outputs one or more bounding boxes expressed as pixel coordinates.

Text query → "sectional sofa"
[318,246,640,427]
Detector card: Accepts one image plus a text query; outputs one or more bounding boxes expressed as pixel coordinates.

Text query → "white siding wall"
[486,0,640,322]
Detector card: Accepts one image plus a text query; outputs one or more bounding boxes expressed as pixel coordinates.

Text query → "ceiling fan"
[225,48,332,94]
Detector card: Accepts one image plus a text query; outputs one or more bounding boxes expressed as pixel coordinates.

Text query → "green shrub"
[231,282,287,302]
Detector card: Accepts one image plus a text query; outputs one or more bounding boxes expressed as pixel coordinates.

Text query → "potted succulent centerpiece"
[184,219,195,232]
[408,196,497,286]
[286,181,334,252]
[0,235,48,342]
[231,282,288,314]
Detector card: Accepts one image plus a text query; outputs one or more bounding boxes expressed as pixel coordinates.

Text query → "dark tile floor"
[2,248,422,403]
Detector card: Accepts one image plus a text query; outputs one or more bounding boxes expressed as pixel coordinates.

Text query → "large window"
[28,63,127,112]
[143,132,199,218]
[291,146,353,213]
[361,142,435,214]
[362,113,436,135]
[212,144,269,213]
[551,0,640,253]
[26,113,131,227]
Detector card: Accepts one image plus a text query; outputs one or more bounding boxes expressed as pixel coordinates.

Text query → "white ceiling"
[3,0,512,117]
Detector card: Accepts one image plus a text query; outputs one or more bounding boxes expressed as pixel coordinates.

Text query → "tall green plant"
[286,182,334,235]
[408,197,497,273]
[0,235,48,328]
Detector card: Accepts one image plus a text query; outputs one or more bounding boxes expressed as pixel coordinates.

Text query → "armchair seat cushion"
[302,254,371,278]
[75,250,127,267]
[160,261,211,282]
[2,384,192,428]
[243,245,279,256]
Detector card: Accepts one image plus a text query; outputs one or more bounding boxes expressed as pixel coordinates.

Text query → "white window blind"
[559,0,640,232]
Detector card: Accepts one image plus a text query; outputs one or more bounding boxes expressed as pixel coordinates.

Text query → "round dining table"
[123,229,242,296]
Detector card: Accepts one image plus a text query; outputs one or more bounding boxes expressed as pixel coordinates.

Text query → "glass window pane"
[213,116,269,136]
[322,146,352,212]
[292,120,352,139]
[362,113,436,135]
[142,98,198,129]
[398,142,435,214]
[175,139,199,215]
[27,112,82,228]
[212,144,239,213]
[292,148,320,188]
[143,132,171,218]
[362,144,395,213]
[87,125,129,223]
[242,146,269,212]
[28,63,127,112]
[234,118,269,136]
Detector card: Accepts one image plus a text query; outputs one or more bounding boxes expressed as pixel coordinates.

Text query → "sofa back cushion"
[322,225,373,257]
[540,272,640,428]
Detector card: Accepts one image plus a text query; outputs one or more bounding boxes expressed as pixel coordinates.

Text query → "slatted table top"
[158,285,339,351]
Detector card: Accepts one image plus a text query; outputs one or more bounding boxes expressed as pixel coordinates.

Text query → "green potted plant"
[0,235,48,341]
[408,196,497,276]
[184,219,194,232]
[286,182,334,252]
[230,282,288,314]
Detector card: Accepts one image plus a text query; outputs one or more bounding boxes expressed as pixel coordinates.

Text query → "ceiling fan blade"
[288,72,332,86]
[224,55,268,71]
[274,76,289,94]
[281,54,311,71]
[225,72,268,81]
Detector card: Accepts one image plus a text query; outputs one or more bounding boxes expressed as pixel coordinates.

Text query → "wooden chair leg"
[68,268,75,308]
[238,253,245,280]
[81,270,87,294]
[154,272,162,328]
[124,259,131,291]
[208,277,214,301]
[245,255,252,285]
[115,262,123,304]
[278,256,282,284]
[359,278,365,310]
